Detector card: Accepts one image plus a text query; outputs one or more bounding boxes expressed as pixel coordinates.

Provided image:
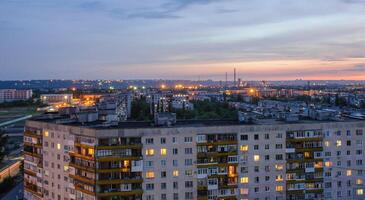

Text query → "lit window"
[325,161,332,167]
[276,185,283,191]
[324,141,330,147]
[276,175,283,181]
[145,149,154,156]
[275,164,284,170]
[88,148,94,155]
[254,155,260,161]
[347,170,352,176]
[240,145,249,152]
[357,189,364,195]
[146,171,155,179]
[336,140,342,147]
[160,148,167,156]
[57,143,61,150]
[240,177,249,183]
[356,179,363,185]
[64,166,69,172]
[173,170,179,177]
[304,152,310,158]
[44,131,49,137]
[240,188,249,195]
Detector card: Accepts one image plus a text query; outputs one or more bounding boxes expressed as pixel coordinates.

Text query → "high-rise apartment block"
[24,116,365,200]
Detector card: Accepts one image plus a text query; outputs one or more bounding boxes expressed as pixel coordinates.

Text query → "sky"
[1,0,365,81]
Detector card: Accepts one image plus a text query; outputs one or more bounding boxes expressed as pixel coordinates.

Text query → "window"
[185,148,192,154]
[276,185,283,192]
[185,170,193,176]
[161,160,166,166]
[275,164,284,170]
[241,177,249,183]
[276,154,283,160]
[254,155,260,161]
[240,145,249,152]
[184,137,193,143]
[241,135,248,140]
[145,161,153,167]
[146,183,154,190]
[173,160,178,166]
[173,170,179,177]
[254,134,259,140]
[145,138,154,144]
[356,179,363,185]
[325,141,330,147]
[160,148,167,156]
[44,131,49,137]
[185,159,193,166]
[185,181,193,188]
[161,183,167,189]
[146,171,155,179]
[172,137,177,143]
[57,143,61,150]
[145,149,154,156]
[173,148,178,155]
[336,140,342,147]
[276,175,283,181]
[161,138,166,144]
[357,189,363,195]
[254,145,259,150]
[347,170,352,176]
[161,171,166,178]
[264,134,269,139]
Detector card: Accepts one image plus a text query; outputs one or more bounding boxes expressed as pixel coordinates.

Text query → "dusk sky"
[1,0,365,80]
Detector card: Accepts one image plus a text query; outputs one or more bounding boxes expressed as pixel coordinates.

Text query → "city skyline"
[1,0,365,80]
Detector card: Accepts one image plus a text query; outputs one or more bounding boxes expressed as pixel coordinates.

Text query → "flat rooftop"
[27,113,365,130]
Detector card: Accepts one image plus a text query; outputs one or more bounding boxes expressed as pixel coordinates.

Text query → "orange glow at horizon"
[118,57,365,80]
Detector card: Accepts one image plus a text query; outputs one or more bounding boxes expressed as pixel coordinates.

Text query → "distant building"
[0,89,32,103]
[40,94,73,105]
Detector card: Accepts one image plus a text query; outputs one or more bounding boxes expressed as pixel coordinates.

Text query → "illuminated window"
[64,166,69,172]
[240,177,249,183]
[325,161,332,167]
[276,175,283,181]
[44,131,49,137]
[88,148,94,155]
[240,188,249,195]
[347,170,352,176]
[240,145,249,152]
[146,171,155,179]
[145,149,154,156]
[173,170,179,177]
[160,148,167,156]
[254,155,260,161]
[336,140,342,147]
[356,179,363,185]
[228,165,236,177]
[357,189,364,195]
[304,152,310,158]
[324,141,330,147]
[57,143,61,150]
[275,164,284,170]
[276,185,283,192]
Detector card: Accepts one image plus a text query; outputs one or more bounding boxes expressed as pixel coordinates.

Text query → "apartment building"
[24,115,365,200]
[0,89,32,103]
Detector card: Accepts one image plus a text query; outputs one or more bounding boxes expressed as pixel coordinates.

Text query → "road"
[1,182,23,200]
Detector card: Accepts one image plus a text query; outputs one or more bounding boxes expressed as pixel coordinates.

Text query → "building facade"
[0,89,32,103]
[24,118,365,200]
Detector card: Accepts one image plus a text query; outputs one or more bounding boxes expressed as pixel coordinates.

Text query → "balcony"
[96,177,143,185]
[24,182,43,198]
[97,189,143,197]
[70,174,95,185]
